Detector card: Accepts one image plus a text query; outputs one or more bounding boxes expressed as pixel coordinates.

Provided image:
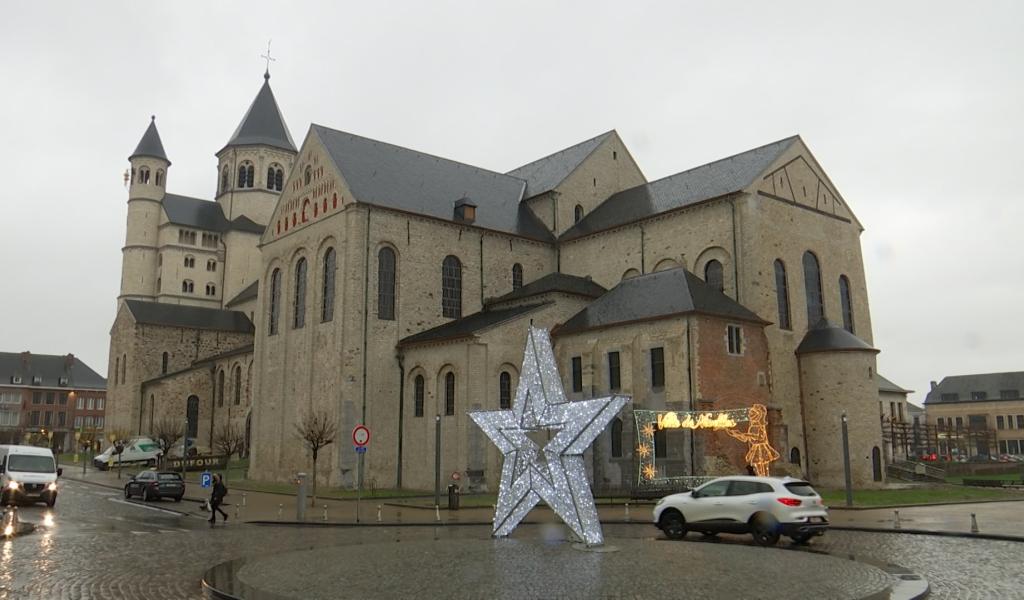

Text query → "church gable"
[262,129,353,245]
[753,138,861,228]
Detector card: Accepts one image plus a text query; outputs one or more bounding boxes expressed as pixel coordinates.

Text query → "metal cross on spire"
[261,40,275,79]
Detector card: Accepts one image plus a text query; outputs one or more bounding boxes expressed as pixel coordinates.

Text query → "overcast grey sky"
[2,1,1021,405]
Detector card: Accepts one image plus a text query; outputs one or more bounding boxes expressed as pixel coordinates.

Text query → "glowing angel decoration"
[725,403,779,476]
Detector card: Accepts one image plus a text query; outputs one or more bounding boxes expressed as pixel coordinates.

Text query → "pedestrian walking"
[208,473,228,525]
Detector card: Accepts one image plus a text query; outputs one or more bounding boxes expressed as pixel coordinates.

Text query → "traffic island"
[202,524,928,600]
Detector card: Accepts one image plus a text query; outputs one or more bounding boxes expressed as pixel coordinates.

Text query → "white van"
[93,437,162,470]
[0,445,61,507]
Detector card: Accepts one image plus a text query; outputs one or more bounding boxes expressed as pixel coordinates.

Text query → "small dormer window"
[454,198,476,223]
[58,376,68,386]
[32,376,42,385]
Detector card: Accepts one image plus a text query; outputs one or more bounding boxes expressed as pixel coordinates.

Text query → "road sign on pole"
[352,425,370,447]
[201,471,212,488]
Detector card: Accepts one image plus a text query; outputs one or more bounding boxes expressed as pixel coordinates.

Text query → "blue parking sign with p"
[201,471,212,488]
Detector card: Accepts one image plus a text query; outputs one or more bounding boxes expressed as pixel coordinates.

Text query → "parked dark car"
[124,470,184,502]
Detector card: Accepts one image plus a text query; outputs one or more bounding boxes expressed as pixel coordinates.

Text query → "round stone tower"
[797,321,885,489]
[120,116,169,302]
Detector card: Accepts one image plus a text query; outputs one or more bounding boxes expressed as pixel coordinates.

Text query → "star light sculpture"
[469,327,629,546]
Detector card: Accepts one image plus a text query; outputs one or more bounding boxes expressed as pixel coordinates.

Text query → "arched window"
[774,259,792,330]
[221,167,229,193]
[322,247,336,322]
[441,255,462,319]
[378,247,396,320]
[274,168,284,191]
[574,204,584,223]
[205,283,216,296]
[184,256,194,268]
[138,167,150,184]
[155,170,164,187]
[114,356,120,385]
[802,251,824,325]
[186,395,199,438]
[161,352,168,375]
[839,275,854,333]
[121,353,126,384]
[704,259,724,293]
[413,375,424,417]
[611,417,623,458]
[293,257,307,329]
[789,447,801,465]
[499,372,512,410]
[512,263,523,291]
[182,280,193,293]
[444,372,456,416]
[268,268,281,335]
[217,370,225,407]
[622,268,640,280]
[238,162,254,188]
[246,164,254,188]
[266,167,276,190]
[207,259,216,272]
[304,165,312,185]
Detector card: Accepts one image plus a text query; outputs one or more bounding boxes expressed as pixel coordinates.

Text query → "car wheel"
[124,486,132,499]
[660,511,688,540]
[789,532,814,545]
[750,513,780,547]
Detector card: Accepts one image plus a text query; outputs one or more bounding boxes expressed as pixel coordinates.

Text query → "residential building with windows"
[107,71,901,491]
[0,352,106,449]
[924,372,1024,457]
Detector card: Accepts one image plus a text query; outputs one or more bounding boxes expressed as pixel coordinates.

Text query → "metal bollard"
[893,510,901,530]
[625,502,631,522]
[234,503,239,520]
[295,473,308,521]
[377,504,382,523]
[970,513,979,533]
[322,505,328,522]
[241,492,247,507]
[435,505,441,522]
[277,503,283,520]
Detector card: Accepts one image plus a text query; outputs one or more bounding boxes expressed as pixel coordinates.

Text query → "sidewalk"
[58,462,1024,538]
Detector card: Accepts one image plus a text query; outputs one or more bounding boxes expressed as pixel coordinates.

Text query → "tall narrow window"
[322,248,336,322]
[574,204,584,223]
[114,356,119,385]
[237,165,247,188]
[571,357,583,393]
[445,372,455,416]
[839,275,854,333]
[512,263,523,291]
[499,372,512,410]
[121,353,126,384]
[727,324,743,355]
[774,259,792,330]
[268,268,281,335]
[266,167,276,190]
[161,352,168,375]
[611,417,623,458]
[650,347,665,388]
[608,351,621,390]
[217,370,225,408]
[186,395,199,438]
[803,251,824,325]
[414,375,425,417]
[233,365,242,405]
[293,258,307,328]
[441,255,462,319]
[274,168,284,191]
[704,260,724,293]
[155,170,163,186]
[246,164,254,188]
[221,167,229,193]
[378,247,396,320]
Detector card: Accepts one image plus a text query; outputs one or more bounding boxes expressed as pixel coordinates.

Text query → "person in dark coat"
[208,473,228,524]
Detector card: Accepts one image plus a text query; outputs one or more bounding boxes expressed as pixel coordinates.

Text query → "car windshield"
[8,454,55,473]
[784,482,818,497]
[137,443,159,452]
[158,473,182,481]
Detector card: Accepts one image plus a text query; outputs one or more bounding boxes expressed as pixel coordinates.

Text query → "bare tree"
[150,418,184,467]
[294,410,338,506]
[213,423,245,460]
[107,426,133,479]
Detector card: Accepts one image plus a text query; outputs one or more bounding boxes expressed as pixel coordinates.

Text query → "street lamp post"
[434,415,441,509]
[841,411,853,507]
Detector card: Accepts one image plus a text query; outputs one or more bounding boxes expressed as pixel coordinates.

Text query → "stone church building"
[108,72,901,491]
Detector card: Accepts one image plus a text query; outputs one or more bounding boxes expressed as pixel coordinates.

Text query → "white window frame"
[726,324,743,356]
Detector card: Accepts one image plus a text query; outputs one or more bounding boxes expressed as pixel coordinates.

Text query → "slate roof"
[924,372,1024,405]
[399,303,547,346]
[225,281,259,308]
[0,352,106,389]
[125,300,254,334]
[161,194,264,234]
[560,136,798,242]
[554,268,767,336]
[223,74,296,153]
[795,320,877,355]
[487,273,606,306]
[129,117,169,163]
[313,125,553,242]
[877,373,912,394]
[506,131,614,198]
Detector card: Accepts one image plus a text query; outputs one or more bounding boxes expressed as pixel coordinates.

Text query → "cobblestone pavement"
[1,481,1021,599]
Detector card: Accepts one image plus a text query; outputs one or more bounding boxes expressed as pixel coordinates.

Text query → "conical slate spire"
[129,116,170,164]
[222,74,296,153]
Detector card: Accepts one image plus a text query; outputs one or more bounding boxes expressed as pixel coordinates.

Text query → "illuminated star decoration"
[469,327,629,546]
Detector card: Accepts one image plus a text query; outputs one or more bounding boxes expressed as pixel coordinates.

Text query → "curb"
[828,497,1024,510]
[829,525,1024,543]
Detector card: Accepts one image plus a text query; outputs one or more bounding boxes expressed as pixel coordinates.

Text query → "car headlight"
[47,482,57,491]
[6,481,18,491]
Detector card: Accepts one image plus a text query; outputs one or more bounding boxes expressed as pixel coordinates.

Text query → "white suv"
[652,476,829,546]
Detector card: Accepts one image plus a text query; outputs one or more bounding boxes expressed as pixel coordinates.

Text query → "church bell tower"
[120,116,169,303]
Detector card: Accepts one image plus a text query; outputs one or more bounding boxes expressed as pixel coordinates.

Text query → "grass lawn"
[944,473,1023,485]
[819,485,1024,507]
